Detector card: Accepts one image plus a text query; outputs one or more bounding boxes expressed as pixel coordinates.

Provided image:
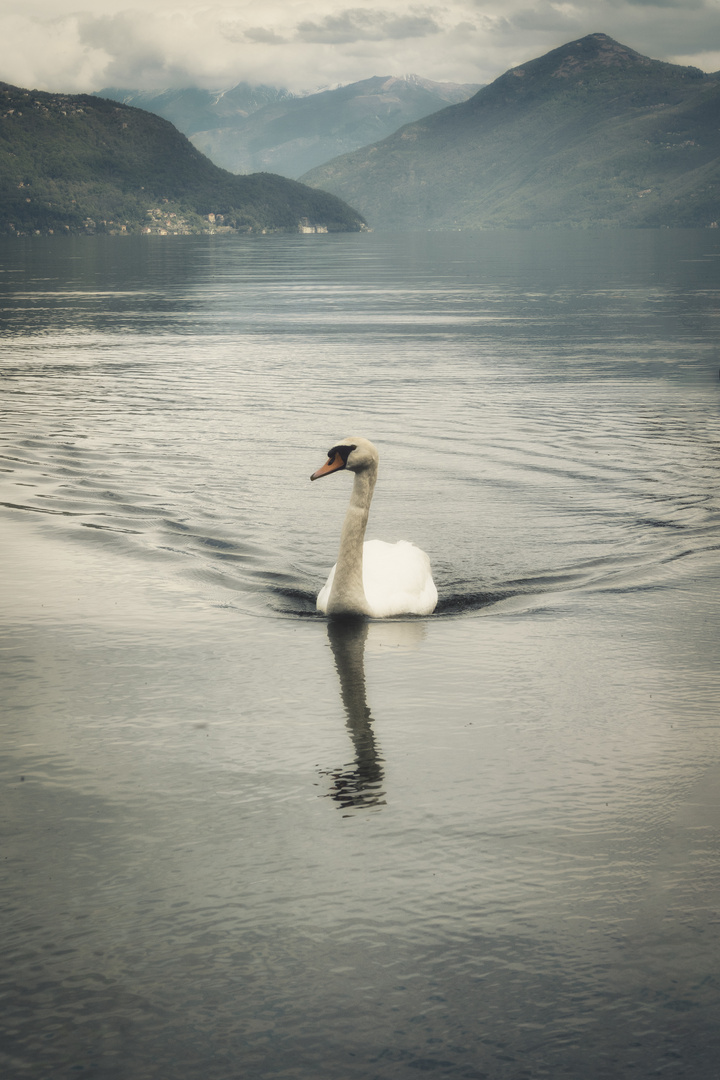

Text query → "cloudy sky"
[2,0,719,94]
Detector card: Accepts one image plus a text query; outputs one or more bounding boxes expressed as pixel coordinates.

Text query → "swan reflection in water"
[321,618,427,811]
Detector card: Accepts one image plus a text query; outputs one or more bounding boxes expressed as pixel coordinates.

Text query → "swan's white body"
[311,437,437,618]
[317,538,437,618]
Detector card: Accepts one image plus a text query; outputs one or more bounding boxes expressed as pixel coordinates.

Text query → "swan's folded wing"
[362,540,437,617]
[316,564,337,614]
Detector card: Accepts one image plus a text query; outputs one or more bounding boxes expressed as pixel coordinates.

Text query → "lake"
[1,229,719,1080]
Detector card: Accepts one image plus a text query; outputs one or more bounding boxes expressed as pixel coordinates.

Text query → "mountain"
[99,76,482,179]
[0,82,366,236]
[300,34,720,230]
[97,84,295,137]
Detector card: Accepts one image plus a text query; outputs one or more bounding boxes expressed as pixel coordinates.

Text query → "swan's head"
[310,436,378,480]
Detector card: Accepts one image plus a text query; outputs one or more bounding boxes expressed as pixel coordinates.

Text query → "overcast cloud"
[1,0,718,94]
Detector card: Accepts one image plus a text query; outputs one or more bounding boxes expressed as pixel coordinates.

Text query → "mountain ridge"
[300,33,720,230]
[98,75,482,179]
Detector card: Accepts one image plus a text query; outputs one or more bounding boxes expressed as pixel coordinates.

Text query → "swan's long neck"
[327,464,377,616]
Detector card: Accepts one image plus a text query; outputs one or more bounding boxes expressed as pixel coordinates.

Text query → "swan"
[310,437,437,618]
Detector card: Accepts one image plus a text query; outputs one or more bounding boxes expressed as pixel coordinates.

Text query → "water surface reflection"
[323,619,384,810]
[323,619,429,810]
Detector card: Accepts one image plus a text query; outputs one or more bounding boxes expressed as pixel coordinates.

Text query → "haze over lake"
[1,229,719,1079]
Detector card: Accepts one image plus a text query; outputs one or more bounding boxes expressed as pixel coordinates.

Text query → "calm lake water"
[1,230,719,1080]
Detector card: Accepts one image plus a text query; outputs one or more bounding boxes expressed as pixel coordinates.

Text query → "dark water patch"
[434,588,516,616]
[637,516,689,530]
[80,522,142,534]
[267,584,321,617]
[660,542,720,566]
[0,500,83,517]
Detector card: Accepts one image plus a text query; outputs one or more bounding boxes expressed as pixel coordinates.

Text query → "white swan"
[310,437,437,618]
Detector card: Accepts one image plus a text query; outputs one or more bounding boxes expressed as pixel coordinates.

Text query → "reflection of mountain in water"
[322,619,427,811]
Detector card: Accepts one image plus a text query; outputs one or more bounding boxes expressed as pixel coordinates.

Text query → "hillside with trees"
[0,83,366,236]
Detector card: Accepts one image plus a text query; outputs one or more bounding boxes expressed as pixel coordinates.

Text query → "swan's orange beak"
[310,451,346,481]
